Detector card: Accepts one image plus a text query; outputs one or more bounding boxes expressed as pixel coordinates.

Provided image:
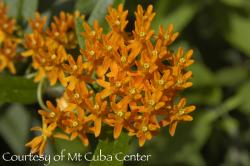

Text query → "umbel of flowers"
[0,2,196,155]
[0,1,20,74]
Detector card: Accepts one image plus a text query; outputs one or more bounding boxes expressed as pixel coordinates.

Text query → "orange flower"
[106,4,128,33]
[46,11,80,48]
[85,94,107,137]
[63,55,90,90]
[83,20,103,41]
[62,108,91,146]
[136,49,158,75]
[127,5,155,63]
[29,12,47,33]
[160,98,196,136]
[25,118,57,155]
[64,82,90,110]
[157,24,179,46]
[109,97,131,139]
[0,39,17,74]
[128,114,159,147]
[149,70,174,90]
[0,1,18,74]
[38,101,64,124]
[97,62,130,99]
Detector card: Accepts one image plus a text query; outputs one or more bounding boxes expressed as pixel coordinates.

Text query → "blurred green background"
[0,0,250,166]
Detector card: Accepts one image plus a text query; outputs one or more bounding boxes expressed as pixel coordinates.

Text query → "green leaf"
[113,0,125,8]
[220,116,239,136]
[186,87,222,106]
[224,13,250,56]
[0,104,30,154]
[237,81,250,115]
[22,0,38,20]
[75,18,85,49]
[54,138,89,154]
[3,0,22,19]
[0,75,37,104]
[89,132,130,166]
[221,0,248,7]
[216,66,248,87]
[189,62,216,88]
[153,2,198,32]
[74,0,99,14]
[88,0,125,32]
[88,0,113,26]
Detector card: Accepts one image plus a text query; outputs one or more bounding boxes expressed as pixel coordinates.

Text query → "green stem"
[37,77,50,112]
[215,94,242,117]
[25,72,37,79]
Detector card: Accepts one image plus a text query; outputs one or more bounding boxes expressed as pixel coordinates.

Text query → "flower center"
[90,31,96,36]
[51,54,56,60]
[49,112,56,118]
[3,24,8,29]
[164,34,169,40]
[32,39,37,46]
[143,63,150,70]
[178,109,185,115]
[148,100,156,106]
[139,31,146,37]
[106,45,112,51]
[117,111,124,117]
[115,20,121,25]
[158,79,165,85]
[89,50,95,56]
[177,79,182,85]
[93,104,100,110]
[35,22,40,28]
[54,32,60,37]
[74,93,80,99]
[4,48,11,55]
[142,126,148,132]
[72,65,78,71]
[72,121,78,127]
[180,58,185,63]
[152,50,158,56]
[166,105,172,109]
[129,88,136,95]
[115,82,122,88]
[121,56,126,63]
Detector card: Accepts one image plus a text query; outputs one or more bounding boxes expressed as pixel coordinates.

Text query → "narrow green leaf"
[216,66,248,87]
[224,13,250,56]
[221,0,247,7]
[0,75,37,104]
[88,0,125,32]
[88,0,113,25]
[152,2,198,32]
[113,0,125,8]
[237,81,250,115]
[3,0,22,19]
[75,18,85,49]
[22,0,38,20]
[89,132,130,166]
[0,104,30,154]
[188,62,216,88]
[186,87,222,106]
[74,0,98,14]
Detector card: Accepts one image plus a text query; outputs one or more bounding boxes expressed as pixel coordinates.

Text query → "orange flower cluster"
[22,11,83,85]
[0,1,19,74]
[25,4,196,154]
